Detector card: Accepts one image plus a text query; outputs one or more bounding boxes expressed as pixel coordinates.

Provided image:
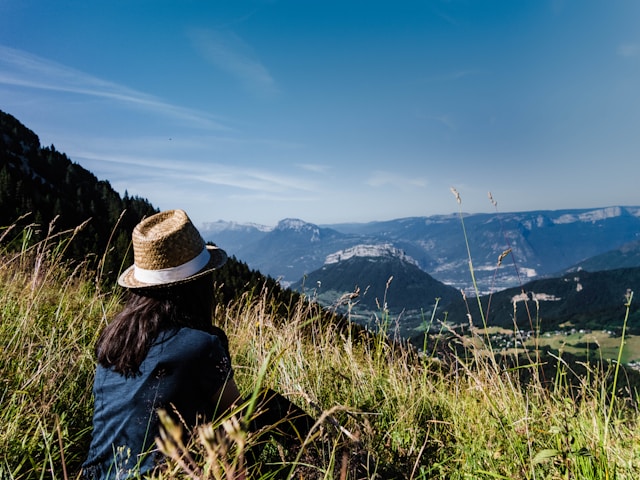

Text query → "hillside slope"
[444,267,640,332]
[564,239,640,274]
[292,244,460,336]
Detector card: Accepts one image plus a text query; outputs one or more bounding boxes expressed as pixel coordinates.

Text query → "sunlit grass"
[2,219,640,479]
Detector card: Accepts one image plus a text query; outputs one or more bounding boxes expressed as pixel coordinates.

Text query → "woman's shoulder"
[151,328,231,377]
[156,327,226,355]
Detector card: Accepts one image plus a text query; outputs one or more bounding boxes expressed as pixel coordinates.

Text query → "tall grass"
[0,221,121,478]
[1,219,640,479]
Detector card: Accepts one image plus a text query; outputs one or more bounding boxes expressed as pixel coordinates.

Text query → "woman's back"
[82,327,233,478]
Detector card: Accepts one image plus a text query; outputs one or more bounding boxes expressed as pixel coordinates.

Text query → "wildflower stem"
[604,290,633,445]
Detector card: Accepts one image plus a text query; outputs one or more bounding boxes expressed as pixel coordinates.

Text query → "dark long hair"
[96,273,226,376]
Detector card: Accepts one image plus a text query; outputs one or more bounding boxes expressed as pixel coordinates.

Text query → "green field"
[478,327,640,365]
[533,331,640,364]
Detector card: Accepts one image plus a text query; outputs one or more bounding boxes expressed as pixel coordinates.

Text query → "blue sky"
[1,1,639,227]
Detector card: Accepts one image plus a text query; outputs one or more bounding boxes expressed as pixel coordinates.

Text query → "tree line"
[0,110,160,282]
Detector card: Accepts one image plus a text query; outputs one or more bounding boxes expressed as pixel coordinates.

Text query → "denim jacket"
[82,327,233,479]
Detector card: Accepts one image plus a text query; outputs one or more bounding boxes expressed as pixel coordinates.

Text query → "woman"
[82,210,313,479]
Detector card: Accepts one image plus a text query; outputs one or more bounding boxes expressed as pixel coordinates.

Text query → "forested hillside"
[0,110,303,309]
[0,110,157,281]
[443,266,640,333]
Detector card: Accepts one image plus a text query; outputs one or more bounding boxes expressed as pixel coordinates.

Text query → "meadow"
[535,330,640,365]
[2,221,640,479]
[478,327,640,365]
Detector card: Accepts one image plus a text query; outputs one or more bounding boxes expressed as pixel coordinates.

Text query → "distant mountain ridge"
[292,238,640,339]
[325,244,419,266]
[202,208,640,292]
[202,218,365,284]
[565,239,640,275]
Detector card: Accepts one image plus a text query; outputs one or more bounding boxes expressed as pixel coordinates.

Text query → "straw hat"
[118,209,227,289]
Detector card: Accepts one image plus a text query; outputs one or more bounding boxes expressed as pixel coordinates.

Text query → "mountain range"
[202,210,640,335]
[202,209,640,290]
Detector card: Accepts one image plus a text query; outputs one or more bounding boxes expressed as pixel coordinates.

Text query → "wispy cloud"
[431,5,460,27]
[296,163,331,173]
[227,192,321,203]
[193,168,319,193]
[365,171,428,188]
[431,114,457,131]
[408,69,485,89]
[0,44,229,130]
[415,110,457,131]
[188,28,278,97]
[73,148,318,194]
[617,43,640,58]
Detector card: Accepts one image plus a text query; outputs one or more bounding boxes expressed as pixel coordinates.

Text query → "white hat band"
[133,248,210,285]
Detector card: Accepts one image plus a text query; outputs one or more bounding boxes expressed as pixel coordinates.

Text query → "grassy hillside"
[2,223,640,479]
